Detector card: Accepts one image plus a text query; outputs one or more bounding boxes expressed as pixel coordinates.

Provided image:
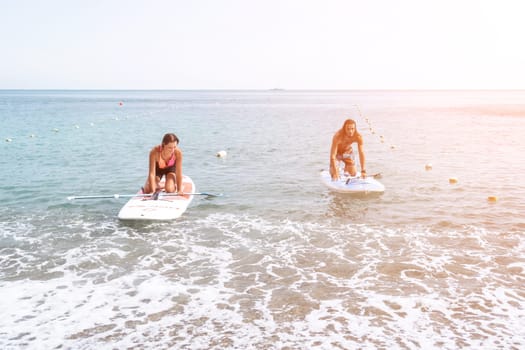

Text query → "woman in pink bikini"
[143,133,183,195]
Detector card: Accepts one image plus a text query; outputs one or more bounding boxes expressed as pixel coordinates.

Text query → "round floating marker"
[487,196,498,203]
[425,163,432,170]
[390,145,396,149]
[449,177,458,184]
[53,128,59,132]
[75,125,80,129]
[119,101,123,106]
[29,134,35,138]
[216,150,227,158]
[5,138,12,142]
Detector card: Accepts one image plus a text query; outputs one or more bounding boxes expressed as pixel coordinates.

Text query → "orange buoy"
[487,196,498,203]
[449,177,458,184]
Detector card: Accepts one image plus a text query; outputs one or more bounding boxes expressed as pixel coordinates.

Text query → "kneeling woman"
[144,133,183,195]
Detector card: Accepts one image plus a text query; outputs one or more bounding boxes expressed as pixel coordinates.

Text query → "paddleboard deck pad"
[118,175,195,220]
[320,170,385,194]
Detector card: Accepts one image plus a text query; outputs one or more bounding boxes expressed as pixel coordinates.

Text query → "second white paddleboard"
[320,170,385,194]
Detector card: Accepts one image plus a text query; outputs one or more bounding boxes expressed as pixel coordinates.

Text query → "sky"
[1,0,524,89]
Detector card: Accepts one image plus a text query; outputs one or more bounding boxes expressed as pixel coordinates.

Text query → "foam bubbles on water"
[0,213,524,349]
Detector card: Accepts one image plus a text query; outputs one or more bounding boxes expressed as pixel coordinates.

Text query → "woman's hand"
[330,162,339,181]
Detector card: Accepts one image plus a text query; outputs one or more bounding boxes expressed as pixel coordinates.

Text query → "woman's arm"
[147,147,158,193]
[329,133,340,180]
[357,137,366,176]
[175,149,183,194]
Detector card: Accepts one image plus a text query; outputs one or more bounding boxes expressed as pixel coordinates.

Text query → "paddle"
[322,169,382,181]
[341,172,382,179]
[67,192,223,200]
[344,172,382,184]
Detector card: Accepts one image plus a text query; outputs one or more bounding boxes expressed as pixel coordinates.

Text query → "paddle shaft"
[67,192,222,200]
[341,172,381,179]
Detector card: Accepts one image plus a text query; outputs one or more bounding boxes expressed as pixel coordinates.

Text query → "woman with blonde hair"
[329,119,366,180]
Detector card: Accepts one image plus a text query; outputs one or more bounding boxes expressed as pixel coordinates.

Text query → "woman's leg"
[164,172,176,193]
[342,158,357,176]
[144,176,161,193]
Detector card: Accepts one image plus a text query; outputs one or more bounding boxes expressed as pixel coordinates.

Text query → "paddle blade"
[182,192,224,197]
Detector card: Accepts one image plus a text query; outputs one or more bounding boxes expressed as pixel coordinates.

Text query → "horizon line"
[1,88,525,92]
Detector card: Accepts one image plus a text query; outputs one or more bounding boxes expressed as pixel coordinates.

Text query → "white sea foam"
[0,217,524,348]
[5,213,521,349]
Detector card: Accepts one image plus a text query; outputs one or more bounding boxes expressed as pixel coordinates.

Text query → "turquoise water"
[1,90,524,349]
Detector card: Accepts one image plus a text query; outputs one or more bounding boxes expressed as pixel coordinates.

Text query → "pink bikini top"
[157,145,176,169]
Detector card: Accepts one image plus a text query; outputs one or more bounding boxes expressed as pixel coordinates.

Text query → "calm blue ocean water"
[1,90,524,349]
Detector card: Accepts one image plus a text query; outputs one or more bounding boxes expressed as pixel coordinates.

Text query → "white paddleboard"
[320,170,385,194]
[118,175,195,221]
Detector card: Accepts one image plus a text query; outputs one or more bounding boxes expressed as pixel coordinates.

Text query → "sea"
[0,89,524,349]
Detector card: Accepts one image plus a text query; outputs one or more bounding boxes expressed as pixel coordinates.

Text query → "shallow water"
[1,90,524,349]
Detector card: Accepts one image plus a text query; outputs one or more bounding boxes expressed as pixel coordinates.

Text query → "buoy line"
[353,104,396,150]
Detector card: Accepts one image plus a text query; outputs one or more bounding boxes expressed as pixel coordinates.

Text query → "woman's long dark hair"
[162,133,179,145]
